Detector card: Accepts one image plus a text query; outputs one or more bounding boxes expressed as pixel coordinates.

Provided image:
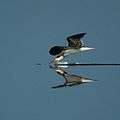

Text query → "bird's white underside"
[64,47,95,56]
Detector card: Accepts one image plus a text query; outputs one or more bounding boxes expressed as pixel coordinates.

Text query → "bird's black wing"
[49,46,65,56]
[67,33,86,40]
[66,33,86,48]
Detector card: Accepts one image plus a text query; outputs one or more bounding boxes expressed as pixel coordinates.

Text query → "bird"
[49,33,95,64]
[52,67,96,89]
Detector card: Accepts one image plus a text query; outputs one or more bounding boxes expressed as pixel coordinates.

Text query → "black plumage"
[49,46,65,56]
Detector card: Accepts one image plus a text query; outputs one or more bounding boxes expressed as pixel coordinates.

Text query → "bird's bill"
[80,47,95,52]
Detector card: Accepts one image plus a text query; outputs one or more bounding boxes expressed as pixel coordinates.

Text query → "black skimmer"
[52,67,96,89]
[49,33,95,64]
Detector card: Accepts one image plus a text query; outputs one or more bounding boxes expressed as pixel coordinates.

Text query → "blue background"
[0,0,120,120]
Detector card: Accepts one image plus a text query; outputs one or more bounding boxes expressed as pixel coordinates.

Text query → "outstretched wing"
[66,33,86,48]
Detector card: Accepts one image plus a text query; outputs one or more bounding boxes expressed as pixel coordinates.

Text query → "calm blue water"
[0,0,120,120]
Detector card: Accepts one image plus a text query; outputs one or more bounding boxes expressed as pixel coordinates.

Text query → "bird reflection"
[51,66,96,89]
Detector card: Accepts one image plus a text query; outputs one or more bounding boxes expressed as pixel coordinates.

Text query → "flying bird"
[49,33,95,64]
